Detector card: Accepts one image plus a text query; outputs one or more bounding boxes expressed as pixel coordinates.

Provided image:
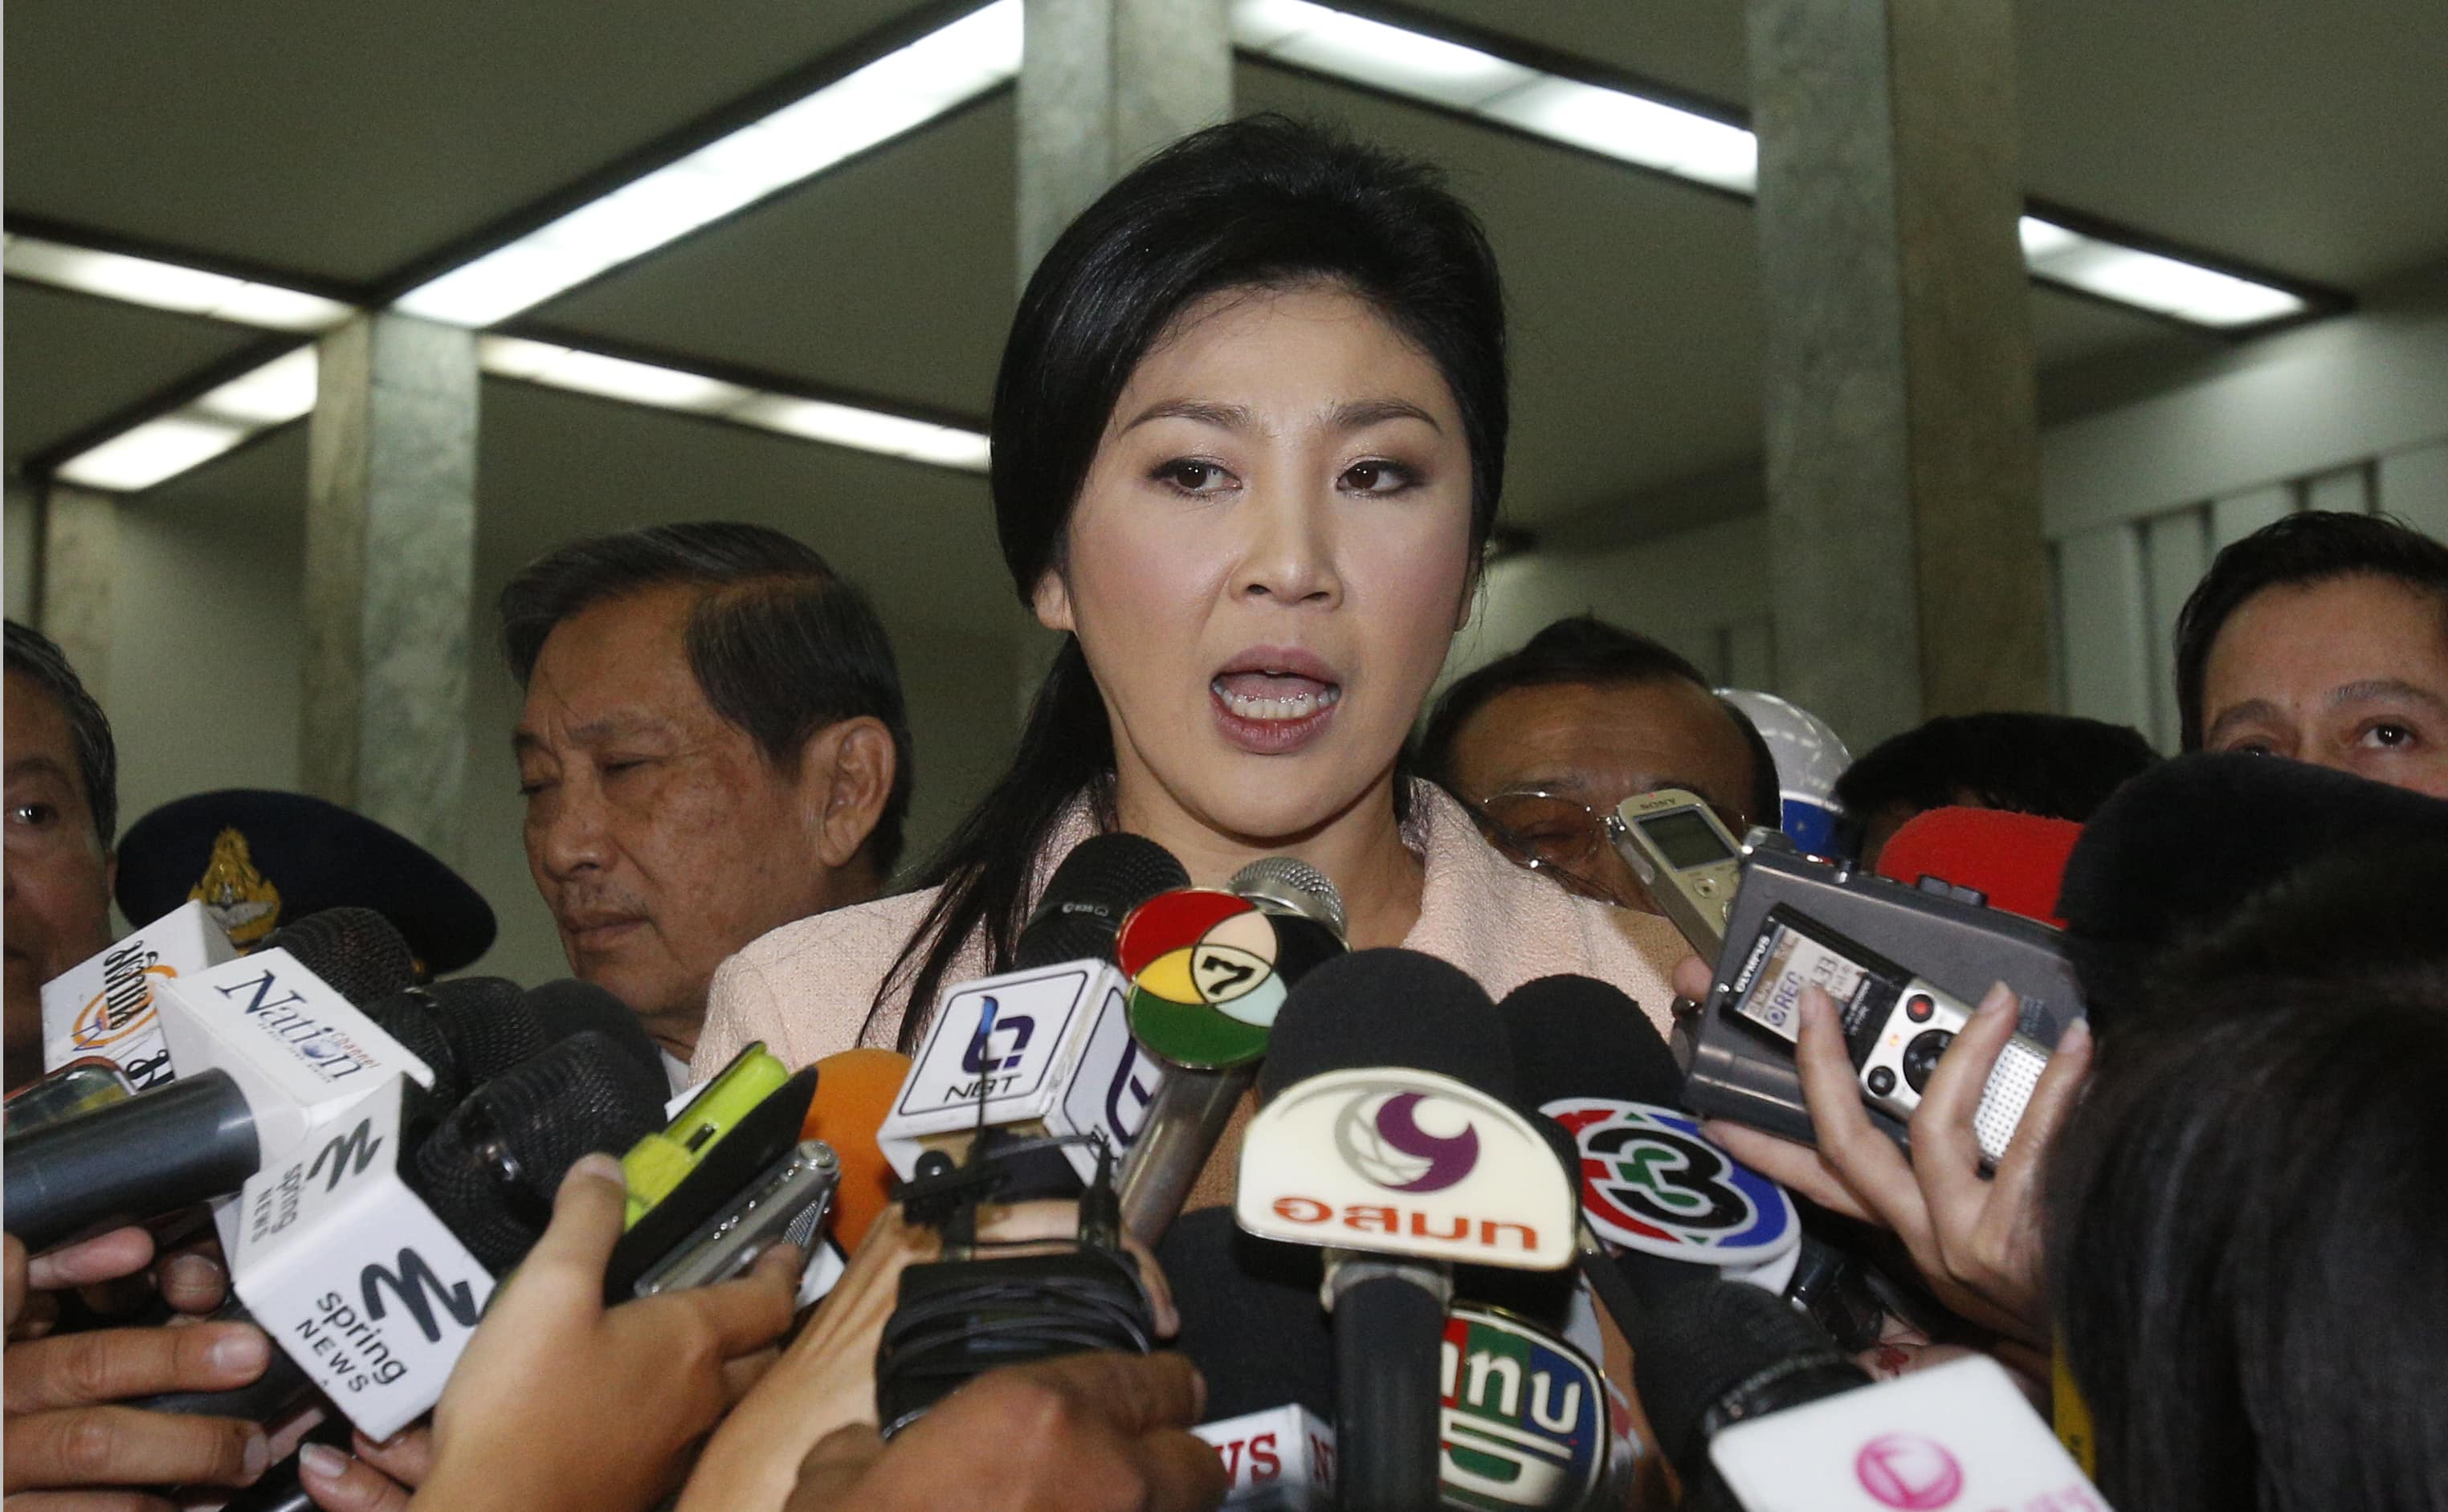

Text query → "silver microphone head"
[1227,856,1348,941]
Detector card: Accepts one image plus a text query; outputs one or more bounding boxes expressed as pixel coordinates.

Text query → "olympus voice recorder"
[1610,789,1745,960]
[1724,905,2050,1166]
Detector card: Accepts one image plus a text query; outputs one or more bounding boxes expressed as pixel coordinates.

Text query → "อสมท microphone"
[877,833,1188,1190]
[1116,854,1350,1246]
[4,910,424,1252]
[1237,948,1577,1512]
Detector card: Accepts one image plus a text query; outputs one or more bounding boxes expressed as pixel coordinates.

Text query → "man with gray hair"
[500,523,912,1078]
[5,619,118,1091]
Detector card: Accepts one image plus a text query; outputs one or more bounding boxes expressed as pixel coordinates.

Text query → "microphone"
[1503,976,1803,1321]
[37,899,237,1091]
[1236,949,1577,1512]
[877,833,1188,1186]
[1116,856,1350,1245]
[1634,1280,1869,1510]
[1441,1301,1611,1512]
[1637,1280,2102,1510]
[798,1048,911,1253]
[1872,807,2084,927]
[2059,751,2448,1026]
[5,911,433,1252]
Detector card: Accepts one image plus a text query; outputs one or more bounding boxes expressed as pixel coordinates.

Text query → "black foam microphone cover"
[1256,948,1512,1102]
[520,976,669,1088]
[2058,752,2448,1025]
[366,978,537,1111]
[1501,974,1681,1110]
[1155,1207,1336,1420]
[255,907,418,1006]
[1632,1278,1868,1481]
[409,1030,669,1272]
[1015,833,1191,968]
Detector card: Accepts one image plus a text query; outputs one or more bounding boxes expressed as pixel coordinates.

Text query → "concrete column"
[1746,0,2050,747]
[301,313,478,862]
[1017,0,1232,279]
[37,483,120,706]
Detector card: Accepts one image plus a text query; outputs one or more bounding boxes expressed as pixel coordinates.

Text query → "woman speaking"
[697,115,1683,1078]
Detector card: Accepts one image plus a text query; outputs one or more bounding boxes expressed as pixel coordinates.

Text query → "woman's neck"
[1109,767,1427,950]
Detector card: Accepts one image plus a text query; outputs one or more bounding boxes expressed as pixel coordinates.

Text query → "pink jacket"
[696,781,1689,1078]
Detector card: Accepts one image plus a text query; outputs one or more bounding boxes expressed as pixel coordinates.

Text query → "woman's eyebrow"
[1330,397,1442,433]
[1119,398,1250,434]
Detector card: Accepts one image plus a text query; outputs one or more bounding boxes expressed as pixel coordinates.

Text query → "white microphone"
[876,834,1185,1185]
[37,900,238,1090]
[1234,950,1577,1512]
[1193,1403,1337,1510]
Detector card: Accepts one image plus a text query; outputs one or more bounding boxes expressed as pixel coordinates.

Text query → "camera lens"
[1903,1029,1954,1093]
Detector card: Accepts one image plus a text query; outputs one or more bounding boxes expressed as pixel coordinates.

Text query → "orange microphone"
[1874,806,2083,928]
[800,1047,909,1252]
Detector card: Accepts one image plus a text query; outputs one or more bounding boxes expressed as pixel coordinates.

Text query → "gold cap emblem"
[190,826,282,947]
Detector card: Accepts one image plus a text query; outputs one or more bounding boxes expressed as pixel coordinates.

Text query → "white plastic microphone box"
[150,947,441,1329]
[1708,1355,2110,1510]
[875,958,1160,1184]
[39,901,237,1090]
[1193,1404,1335,1510]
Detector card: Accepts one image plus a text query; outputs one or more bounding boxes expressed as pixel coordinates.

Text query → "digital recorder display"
[1635,807,1737,870]
[1728,916,1871,1042]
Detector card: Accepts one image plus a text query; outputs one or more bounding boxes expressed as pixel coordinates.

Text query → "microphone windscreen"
[256,907,418,1006]
[2058,753,2448,1022]
[520,978,667,1090]
[1156,1207,1334,1420]
[1875,806,2083,927]
[1255,948,1509,1103]
[1632,1278,1862,1475]
[1501,975,1681,1110]
[798,1048,908,1251]
[1228,856,1348,941]
[1016,833,1190,968]
[367,978,537,1109]
[410,1029,669,1271]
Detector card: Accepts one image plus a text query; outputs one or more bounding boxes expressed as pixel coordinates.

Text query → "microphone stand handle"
[1115,1063,1252,1247]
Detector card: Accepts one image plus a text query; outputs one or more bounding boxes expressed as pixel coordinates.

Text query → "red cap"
[1874,807,2083,928]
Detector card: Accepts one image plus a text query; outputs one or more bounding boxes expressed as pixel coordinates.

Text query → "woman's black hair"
[2046,845,2448,1510]
[871,115,1509,1048]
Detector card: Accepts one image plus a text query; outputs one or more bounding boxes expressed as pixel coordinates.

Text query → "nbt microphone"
[1235,949,1577,1512]
[876,833,1187,1186]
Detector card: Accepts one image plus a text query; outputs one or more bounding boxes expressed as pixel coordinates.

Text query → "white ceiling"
[9,0,2446,633]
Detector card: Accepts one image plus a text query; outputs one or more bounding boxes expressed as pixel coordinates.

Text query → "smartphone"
[1611,789,1744,958]
[621,1041,792,1224]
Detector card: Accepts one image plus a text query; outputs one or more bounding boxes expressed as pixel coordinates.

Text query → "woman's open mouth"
[1210,652,1344,755]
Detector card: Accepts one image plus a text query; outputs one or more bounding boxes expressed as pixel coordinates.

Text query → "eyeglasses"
[1467,789,1636,907]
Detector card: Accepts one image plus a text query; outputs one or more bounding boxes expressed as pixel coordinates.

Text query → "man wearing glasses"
[1418,615,1779,913]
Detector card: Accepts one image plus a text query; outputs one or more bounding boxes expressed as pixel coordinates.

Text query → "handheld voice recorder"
[1724,906,2050,1165]
[1610,789,1744,959]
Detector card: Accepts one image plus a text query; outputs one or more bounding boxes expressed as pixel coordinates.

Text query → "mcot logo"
[1854,1433,1965,1509]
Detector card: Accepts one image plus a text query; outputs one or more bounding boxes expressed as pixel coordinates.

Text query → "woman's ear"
[1031,570,1076,634]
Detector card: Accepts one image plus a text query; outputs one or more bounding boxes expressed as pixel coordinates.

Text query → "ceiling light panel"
[55,413,255,491]
[477,336,989,473]
[1233,0,2315,330]
[3,234,354,332]
[396,0,1022,328]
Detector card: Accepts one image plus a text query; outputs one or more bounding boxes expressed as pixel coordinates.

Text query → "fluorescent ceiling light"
[1233,0,2313,329]
[191,347,319,426]
[478,336,989,472]
[55,414,253,491]
[3,234,354,332]
[397,0,1022,328]
[2021,221,2307,327]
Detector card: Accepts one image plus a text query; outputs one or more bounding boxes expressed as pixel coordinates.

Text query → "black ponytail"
[870,115,1508,1049]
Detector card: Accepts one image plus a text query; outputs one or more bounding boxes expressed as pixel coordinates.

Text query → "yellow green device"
[622,1041,791,1226]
